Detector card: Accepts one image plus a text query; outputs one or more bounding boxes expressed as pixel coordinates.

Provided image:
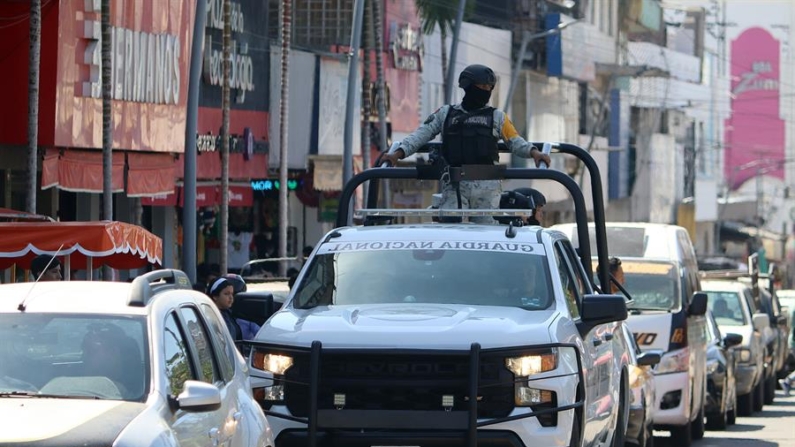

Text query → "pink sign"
[724,27,785,190]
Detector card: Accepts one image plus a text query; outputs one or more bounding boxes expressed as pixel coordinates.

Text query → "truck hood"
[0,399,145,446]
[260,304,558,350]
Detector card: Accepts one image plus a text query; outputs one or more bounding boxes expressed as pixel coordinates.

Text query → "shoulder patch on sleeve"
[424,107,442,125]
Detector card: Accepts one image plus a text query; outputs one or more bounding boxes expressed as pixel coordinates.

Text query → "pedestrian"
[499,187,547,227]
[381,64,551,223]
[208,277,243,341]
[30,254,63,281]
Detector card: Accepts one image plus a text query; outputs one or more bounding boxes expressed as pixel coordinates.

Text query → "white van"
[552,222,709,447]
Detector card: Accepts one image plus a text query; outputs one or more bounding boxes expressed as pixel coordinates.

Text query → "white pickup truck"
[243,142,632,447]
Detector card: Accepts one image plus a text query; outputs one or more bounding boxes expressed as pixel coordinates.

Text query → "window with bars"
[269,0,355,50]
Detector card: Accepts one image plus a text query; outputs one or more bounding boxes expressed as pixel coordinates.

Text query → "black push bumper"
[241,341,585,447]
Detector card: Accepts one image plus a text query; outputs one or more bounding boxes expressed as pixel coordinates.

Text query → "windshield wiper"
[0,391,100,399]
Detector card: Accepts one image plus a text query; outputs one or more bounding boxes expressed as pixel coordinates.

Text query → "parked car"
[775,289,795,375]
[553,222,709,447]
[701,277,767,415]
[704,310,743,430]
[623,323,660,447]
[0,270,273,447]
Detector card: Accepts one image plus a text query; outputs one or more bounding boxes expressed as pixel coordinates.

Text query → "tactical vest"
[441,106,499,167]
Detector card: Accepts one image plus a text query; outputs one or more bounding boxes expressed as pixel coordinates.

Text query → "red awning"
[126,152,177,197]
[141,190,178,207]
[176,184,253,207]
[178,185,218,208]
[174,153,268,180]
[0,221,162,270]
[40,149,125,193]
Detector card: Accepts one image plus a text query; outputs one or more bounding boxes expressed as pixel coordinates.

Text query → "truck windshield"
[704,291,747,326]
[293,241,553,310]
[621,261,680,311]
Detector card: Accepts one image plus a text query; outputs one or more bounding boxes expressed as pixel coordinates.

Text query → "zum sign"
[634,333,658,346]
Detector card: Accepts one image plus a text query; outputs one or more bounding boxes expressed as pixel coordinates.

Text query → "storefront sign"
[196,128,266,154]
[203,1,256,104]
[250,179,301,191]
[724,27,785,190]
[80,23,181,104]
[389,22,423,71]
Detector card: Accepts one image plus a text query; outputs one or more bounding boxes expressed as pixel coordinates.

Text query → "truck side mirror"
[753,313,770,331]
[689,292,708,316]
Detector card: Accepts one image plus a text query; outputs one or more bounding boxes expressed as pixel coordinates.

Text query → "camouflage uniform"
[398,104,537,223]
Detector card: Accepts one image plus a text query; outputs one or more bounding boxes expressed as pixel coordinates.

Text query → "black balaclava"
[461,86,492,111]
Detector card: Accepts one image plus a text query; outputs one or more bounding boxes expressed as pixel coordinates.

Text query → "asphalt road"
[654,389,795,447]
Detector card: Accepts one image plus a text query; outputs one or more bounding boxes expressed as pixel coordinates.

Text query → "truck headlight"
[655,347,689,374]
[252,352,294,375]
[505,351,557,376]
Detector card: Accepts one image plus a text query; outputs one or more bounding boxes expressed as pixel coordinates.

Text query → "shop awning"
[176,184,253,208]
[126,152,177,197]
[41,149,125,193]
[0,221,162,270]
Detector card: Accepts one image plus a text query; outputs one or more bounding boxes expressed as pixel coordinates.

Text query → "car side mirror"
[176,380,222,412]
[636,351,661,366]
[753,313,770,331]
[723,332,743,348]
[689,292,708,316]
[580,294,628,326]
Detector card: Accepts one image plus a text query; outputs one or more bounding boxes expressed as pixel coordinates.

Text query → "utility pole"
[343,0,366,187]
[444,0,466,105]
[183,0,208,284]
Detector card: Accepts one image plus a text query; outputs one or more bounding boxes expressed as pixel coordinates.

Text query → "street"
[654,390,795,447]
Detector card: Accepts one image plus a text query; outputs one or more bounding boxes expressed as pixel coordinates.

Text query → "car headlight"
[655,347,690,374]
[736,348,752,363]
[252,352,294,375]
[505,351,557,376]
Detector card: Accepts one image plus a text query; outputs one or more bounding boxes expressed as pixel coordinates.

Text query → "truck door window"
[554,244,581,319]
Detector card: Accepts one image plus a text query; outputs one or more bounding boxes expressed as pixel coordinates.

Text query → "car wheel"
[670,420,692,447]
[691,402,705,440]
[737,390,753,416]
[753,376,765,412]
[765,374,776,404]
[706,407,727,430]
[611,372,629,447]
[727,391,737,425]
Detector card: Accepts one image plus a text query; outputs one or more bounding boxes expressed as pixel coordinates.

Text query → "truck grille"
[283,353,515,418]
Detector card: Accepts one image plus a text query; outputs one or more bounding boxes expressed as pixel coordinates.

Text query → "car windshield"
[0,314,148,401]
[293,240,553,310]
[704,291,747,326]
[621,261,680,311]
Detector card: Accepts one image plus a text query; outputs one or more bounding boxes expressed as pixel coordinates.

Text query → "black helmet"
[513,188,546,208]
[458,64,496,90]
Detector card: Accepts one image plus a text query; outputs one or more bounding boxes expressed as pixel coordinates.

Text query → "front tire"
[611,372,629,447]
[691,399,705,440]
[753,375,765,412]
[765,374,777,404]
[670,420,692,447]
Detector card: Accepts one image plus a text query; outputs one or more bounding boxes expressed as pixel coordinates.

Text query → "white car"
[246,224,631,447]
[0,270,273,447]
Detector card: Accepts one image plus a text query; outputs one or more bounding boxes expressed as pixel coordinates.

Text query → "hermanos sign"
[80,21,181,105]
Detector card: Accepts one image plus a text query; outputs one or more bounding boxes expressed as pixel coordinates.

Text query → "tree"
[278,0,292,277]
[220,0,232,274]
[415,0,465,98]
[26,0,41,214]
